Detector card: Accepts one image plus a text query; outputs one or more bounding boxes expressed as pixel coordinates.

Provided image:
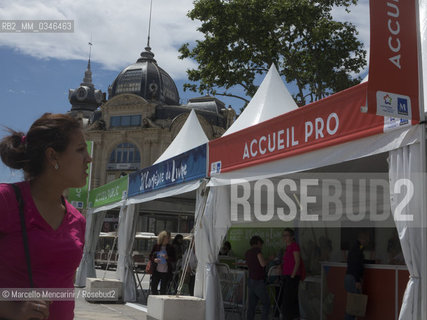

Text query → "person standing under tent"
[245,235,270,320]
[149,230,176,295]
[344,232,369,320]
[182,241,197,296]
[0,113,92,320]
[172,233,185,266]
[219,240,234,256]
[281,228,303,320]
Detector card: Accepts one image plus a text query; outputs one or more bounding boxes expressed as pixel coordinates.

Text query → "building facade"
[68,46,235,234]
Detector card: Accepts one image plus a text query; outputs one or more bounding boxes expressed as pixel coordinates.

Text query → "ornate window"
[107,143,141,170]
[110,115,141,128]
[115,69,142,94]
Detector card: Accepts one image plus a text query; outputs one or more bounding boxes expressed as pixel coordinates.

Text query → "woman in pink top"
[281,228,301,320]
[0,113,92,320]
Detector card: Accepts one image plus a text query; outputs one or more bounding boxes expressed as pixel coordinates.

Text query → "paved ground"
[74,269,149,320]
[74,293,147,320]
[73,268,254,320]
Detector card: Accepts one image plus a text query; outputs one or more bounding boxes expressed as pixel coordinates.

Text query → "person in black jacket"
[172,234,185,263]
[149,230,176,295]
[345,232,369,320]
[245,236,270,320]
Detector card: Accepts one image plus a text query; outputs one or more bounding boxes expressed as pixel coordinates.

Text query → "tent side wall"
[198,124,425,320]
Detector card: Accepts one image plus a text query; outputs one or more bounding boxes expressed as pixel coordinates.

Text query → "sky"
[0,0,370,183]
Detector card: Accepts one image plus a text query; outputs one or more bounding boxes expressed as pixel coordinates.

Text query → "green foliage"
[179,0,366,106]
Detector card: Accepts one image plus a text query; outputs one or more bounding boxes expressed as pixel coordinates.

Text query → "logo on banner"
[397,98,408,115]
[376,91,411,118]
[383,95,392,105]
[211,161,222,175]
[383,116,410,132]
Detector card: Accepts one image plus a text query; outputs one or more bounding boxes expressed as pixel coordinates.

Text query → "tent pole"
[416,0,426,313]
[420,124,427,319]
[414,0,426,314]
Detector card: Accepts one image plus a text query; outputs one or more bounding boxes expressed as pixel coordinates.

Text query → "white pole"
[419,125,426,320]
[415,0,426,317]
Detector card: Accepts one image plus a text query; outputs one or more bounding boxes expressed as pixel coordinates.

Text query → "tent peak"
[223,64,298,136]
[153,109,208,164]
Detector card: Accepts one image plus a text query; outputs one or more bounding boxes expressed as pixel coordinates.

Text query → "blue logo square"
[397,98,408,115]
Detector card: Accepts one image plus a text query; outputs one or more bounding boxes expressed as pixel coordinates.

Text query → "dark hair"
[250,236,264,246]
[0,113,82,179]
[283,228,295,237]
[173,234,183,245]
[223,241,231,250]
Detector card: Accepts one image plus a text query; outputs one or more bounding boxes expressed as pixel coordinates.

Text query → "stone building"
[69,46,235,188]
[68,46,235,234]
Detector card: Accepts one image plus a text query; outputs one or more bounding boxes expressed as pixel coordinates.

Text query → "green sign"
[88,175,129,209]
[226,227,286,259]
[68,141,93,210]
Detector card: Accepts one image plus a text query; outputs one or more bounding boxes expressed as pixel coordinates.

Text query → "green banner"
[226,227,286,259]
[68,141,93,209]
[88,175,129,209]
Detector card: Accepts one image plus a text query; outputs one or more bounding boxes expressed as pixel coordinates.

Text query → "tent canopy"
[154,109,208,164]
[209,82,415,178]
[223,64,298,136]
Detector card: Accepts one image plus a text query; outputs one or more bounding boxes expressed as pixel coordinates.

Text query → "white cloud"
[0,0,202,78]
[0,0,370,79]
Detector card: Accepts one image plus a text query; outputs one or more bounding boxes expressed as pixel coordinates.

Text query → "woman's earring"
[54,163,59,170]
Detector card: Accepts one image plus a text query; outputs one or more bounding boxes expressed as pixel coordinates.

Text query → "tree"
[179,0,366,107]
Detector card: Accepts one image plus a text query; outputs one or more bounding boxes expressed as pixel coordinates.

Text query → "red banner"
[367,0,420,121]
[209,83,387,175]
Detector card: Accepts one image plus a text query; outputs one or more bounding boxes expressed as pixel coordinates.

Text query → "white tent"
[76,109,210,301]
[75,176,128,287]
[195,75,426,319]
[195,9,427,318]
[193,64,298,319]
[361,74,368,83]
[154,109,209,164]
[115,64,298,303]
[75,209,107,287]
[117,110,210,302]
[200,135,424,320]
[223,64,298,136]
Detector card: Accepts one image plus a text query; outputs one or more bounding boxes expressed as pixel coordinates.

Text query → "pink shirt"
[0,182,85,320]
[282,241,301,276]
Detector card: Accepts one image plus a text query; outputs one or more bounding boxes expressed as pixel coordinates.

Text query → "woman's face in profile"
[54,129,92,188]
